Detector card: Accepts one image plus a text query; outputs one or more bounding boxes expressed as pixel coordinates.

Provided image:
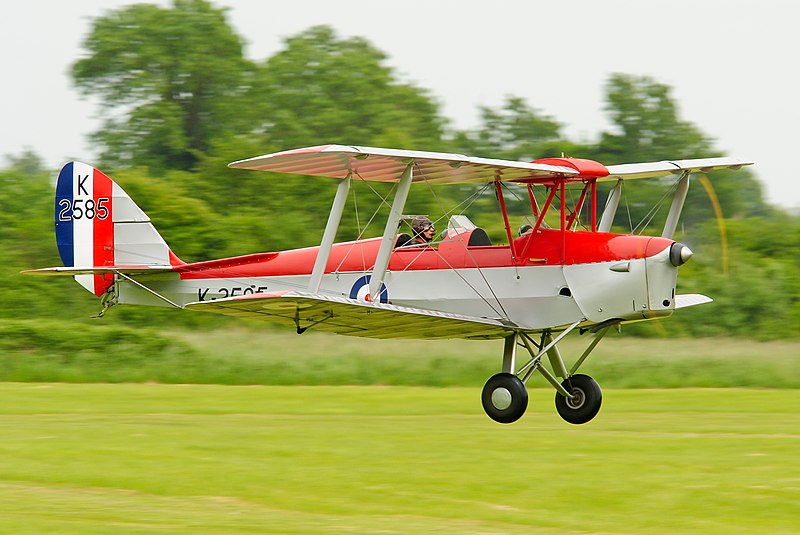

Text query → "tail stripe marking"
[55,162,74,267]
[72,162,96,294]
[72,162,94,268]
[92,167,115,295]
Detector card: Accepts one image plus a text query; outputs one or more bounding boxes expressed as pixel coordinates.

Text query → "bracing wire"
[143,173,555,319]
[170,175,398,297]
[336,170,508,319]
[418,176,510,319]
[623,184,634,233]
[350,185,366,274]
[333,174,395,274]
[631,178,681,235]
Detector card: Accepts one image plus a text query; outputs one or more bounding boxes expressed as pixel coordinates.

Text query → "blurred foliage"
[72,0,253,172]
[3,0,798,342]
[593,73,713,163]
[451,96,563,161]
[246,25,447,152]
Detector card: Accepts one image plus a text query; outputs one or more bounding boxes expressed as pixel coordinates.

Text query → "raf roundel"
[349,275,388,303]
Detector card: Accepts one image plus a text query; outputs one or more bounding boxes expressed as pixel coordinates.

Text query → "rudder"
[55,162,179,296]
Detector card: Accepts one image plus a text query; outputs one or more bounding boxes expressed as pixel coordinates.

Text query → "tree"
[4,149,45,176]
[592,73,713,163]
[245,26,446,152]
[188,26,453,250]
[582,74,770,231]
[72,0,253,172]
[652,215,800,339]
[452,96,563,161]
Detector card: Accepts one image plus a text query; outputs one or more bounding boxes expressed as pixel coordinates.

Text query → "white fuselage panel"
[118,265,587,330]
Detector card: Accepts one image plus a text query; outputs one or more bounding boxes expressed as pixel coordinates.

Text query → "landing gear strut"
[481,323,609,424]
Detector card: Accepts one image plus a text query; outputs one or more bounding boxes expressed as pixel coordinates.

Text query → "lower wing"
[675,294,713,309]
[186,291,518,340]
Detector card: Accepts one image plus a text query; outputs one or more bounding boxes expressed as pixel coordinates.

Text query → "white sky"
[3,0,799,210]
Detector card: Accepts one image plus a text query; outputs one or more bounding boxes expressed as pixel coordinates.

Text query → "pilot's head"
[411,216,435,243]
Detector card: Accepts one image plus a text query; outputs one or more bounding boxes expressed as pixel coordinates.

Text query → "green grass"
[173,328,800,388]
[2,319,799,388]
[0,383,797,534]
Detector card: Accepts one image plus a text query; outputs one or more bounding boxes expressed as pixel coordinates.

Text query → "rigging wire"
[623,183,634,233]
[350,184,366,273]
[419,176,511,319]
[331,170,509,319]
[120,173,534,321]
[631,178,681,235]
[142,177,396,299]
[332,174,394,274]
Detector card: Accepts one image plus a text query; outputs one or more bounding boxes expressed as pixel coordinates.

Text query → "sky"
[3,0,799,210]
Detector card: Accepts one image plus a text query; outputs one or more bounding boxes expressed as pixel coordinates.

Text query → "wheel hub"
[491,387,513,410]
[566,387,585,409]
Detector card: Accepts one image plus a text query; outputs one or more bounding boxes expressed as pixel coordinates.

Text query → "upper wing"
[231,146,751,184]
[229,145,578,184]
[186,290,517,340]
[602,157,753,181]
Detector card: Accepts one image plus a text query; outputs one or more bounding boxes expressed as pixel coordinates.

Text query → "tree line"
[4,0,797,339]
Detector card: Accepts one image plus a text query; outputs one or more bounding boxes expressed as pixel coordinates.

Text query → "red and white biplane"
[27,145,752,424]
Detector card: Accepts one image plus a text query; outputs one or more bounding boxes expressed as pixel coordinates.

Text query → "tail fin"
[55,161,182,296]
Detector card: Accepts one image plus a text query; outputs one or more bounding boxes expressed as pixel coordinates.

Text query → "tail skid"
[53,162,181,296]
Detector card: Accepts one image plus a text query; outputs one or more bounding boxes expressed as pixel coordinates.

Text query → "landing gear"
[481,324,610,425]
[92,284,118,319]
[482,373,528,424]
[554,374,602,424]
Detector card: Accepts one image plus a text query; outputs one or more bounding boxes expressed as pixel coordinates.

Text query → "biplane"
[25,145,752,424]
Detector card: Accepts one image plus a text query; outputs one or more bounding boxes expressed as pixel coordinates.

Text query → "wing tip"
[675,293,713,309]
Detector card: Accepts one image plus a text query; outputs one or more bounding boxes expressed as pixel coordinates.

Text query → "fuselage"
[118,227,680,330]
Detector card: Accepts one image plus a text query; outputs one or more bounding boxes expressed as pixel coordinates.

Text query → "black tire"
[555,374,602,424]
[481,373,528,424]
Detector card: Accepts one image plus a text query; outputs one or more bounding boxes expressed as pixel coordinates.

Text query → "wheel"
[555,374,602,424]
[481,373,528,424]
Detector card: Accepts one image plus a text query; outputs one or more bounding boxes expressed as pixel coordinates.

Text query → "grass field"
[0,383,797,534]
[3,321,799,388]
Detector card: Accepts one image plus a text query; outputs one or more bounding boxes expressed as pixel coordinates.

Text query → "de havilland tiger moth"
[25,145,752,424]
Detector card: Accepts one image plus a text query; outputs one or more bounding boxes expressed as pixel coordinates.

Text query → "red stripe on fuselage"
[92,168,115,296]
[177,230,673,281]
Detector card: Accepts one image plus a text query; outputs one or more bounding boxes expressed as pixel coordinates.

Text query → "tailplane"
[54,162,181,296]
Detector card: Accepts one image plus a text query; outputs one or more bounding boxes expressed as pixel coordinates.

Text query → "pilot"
[411,216,436,245]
